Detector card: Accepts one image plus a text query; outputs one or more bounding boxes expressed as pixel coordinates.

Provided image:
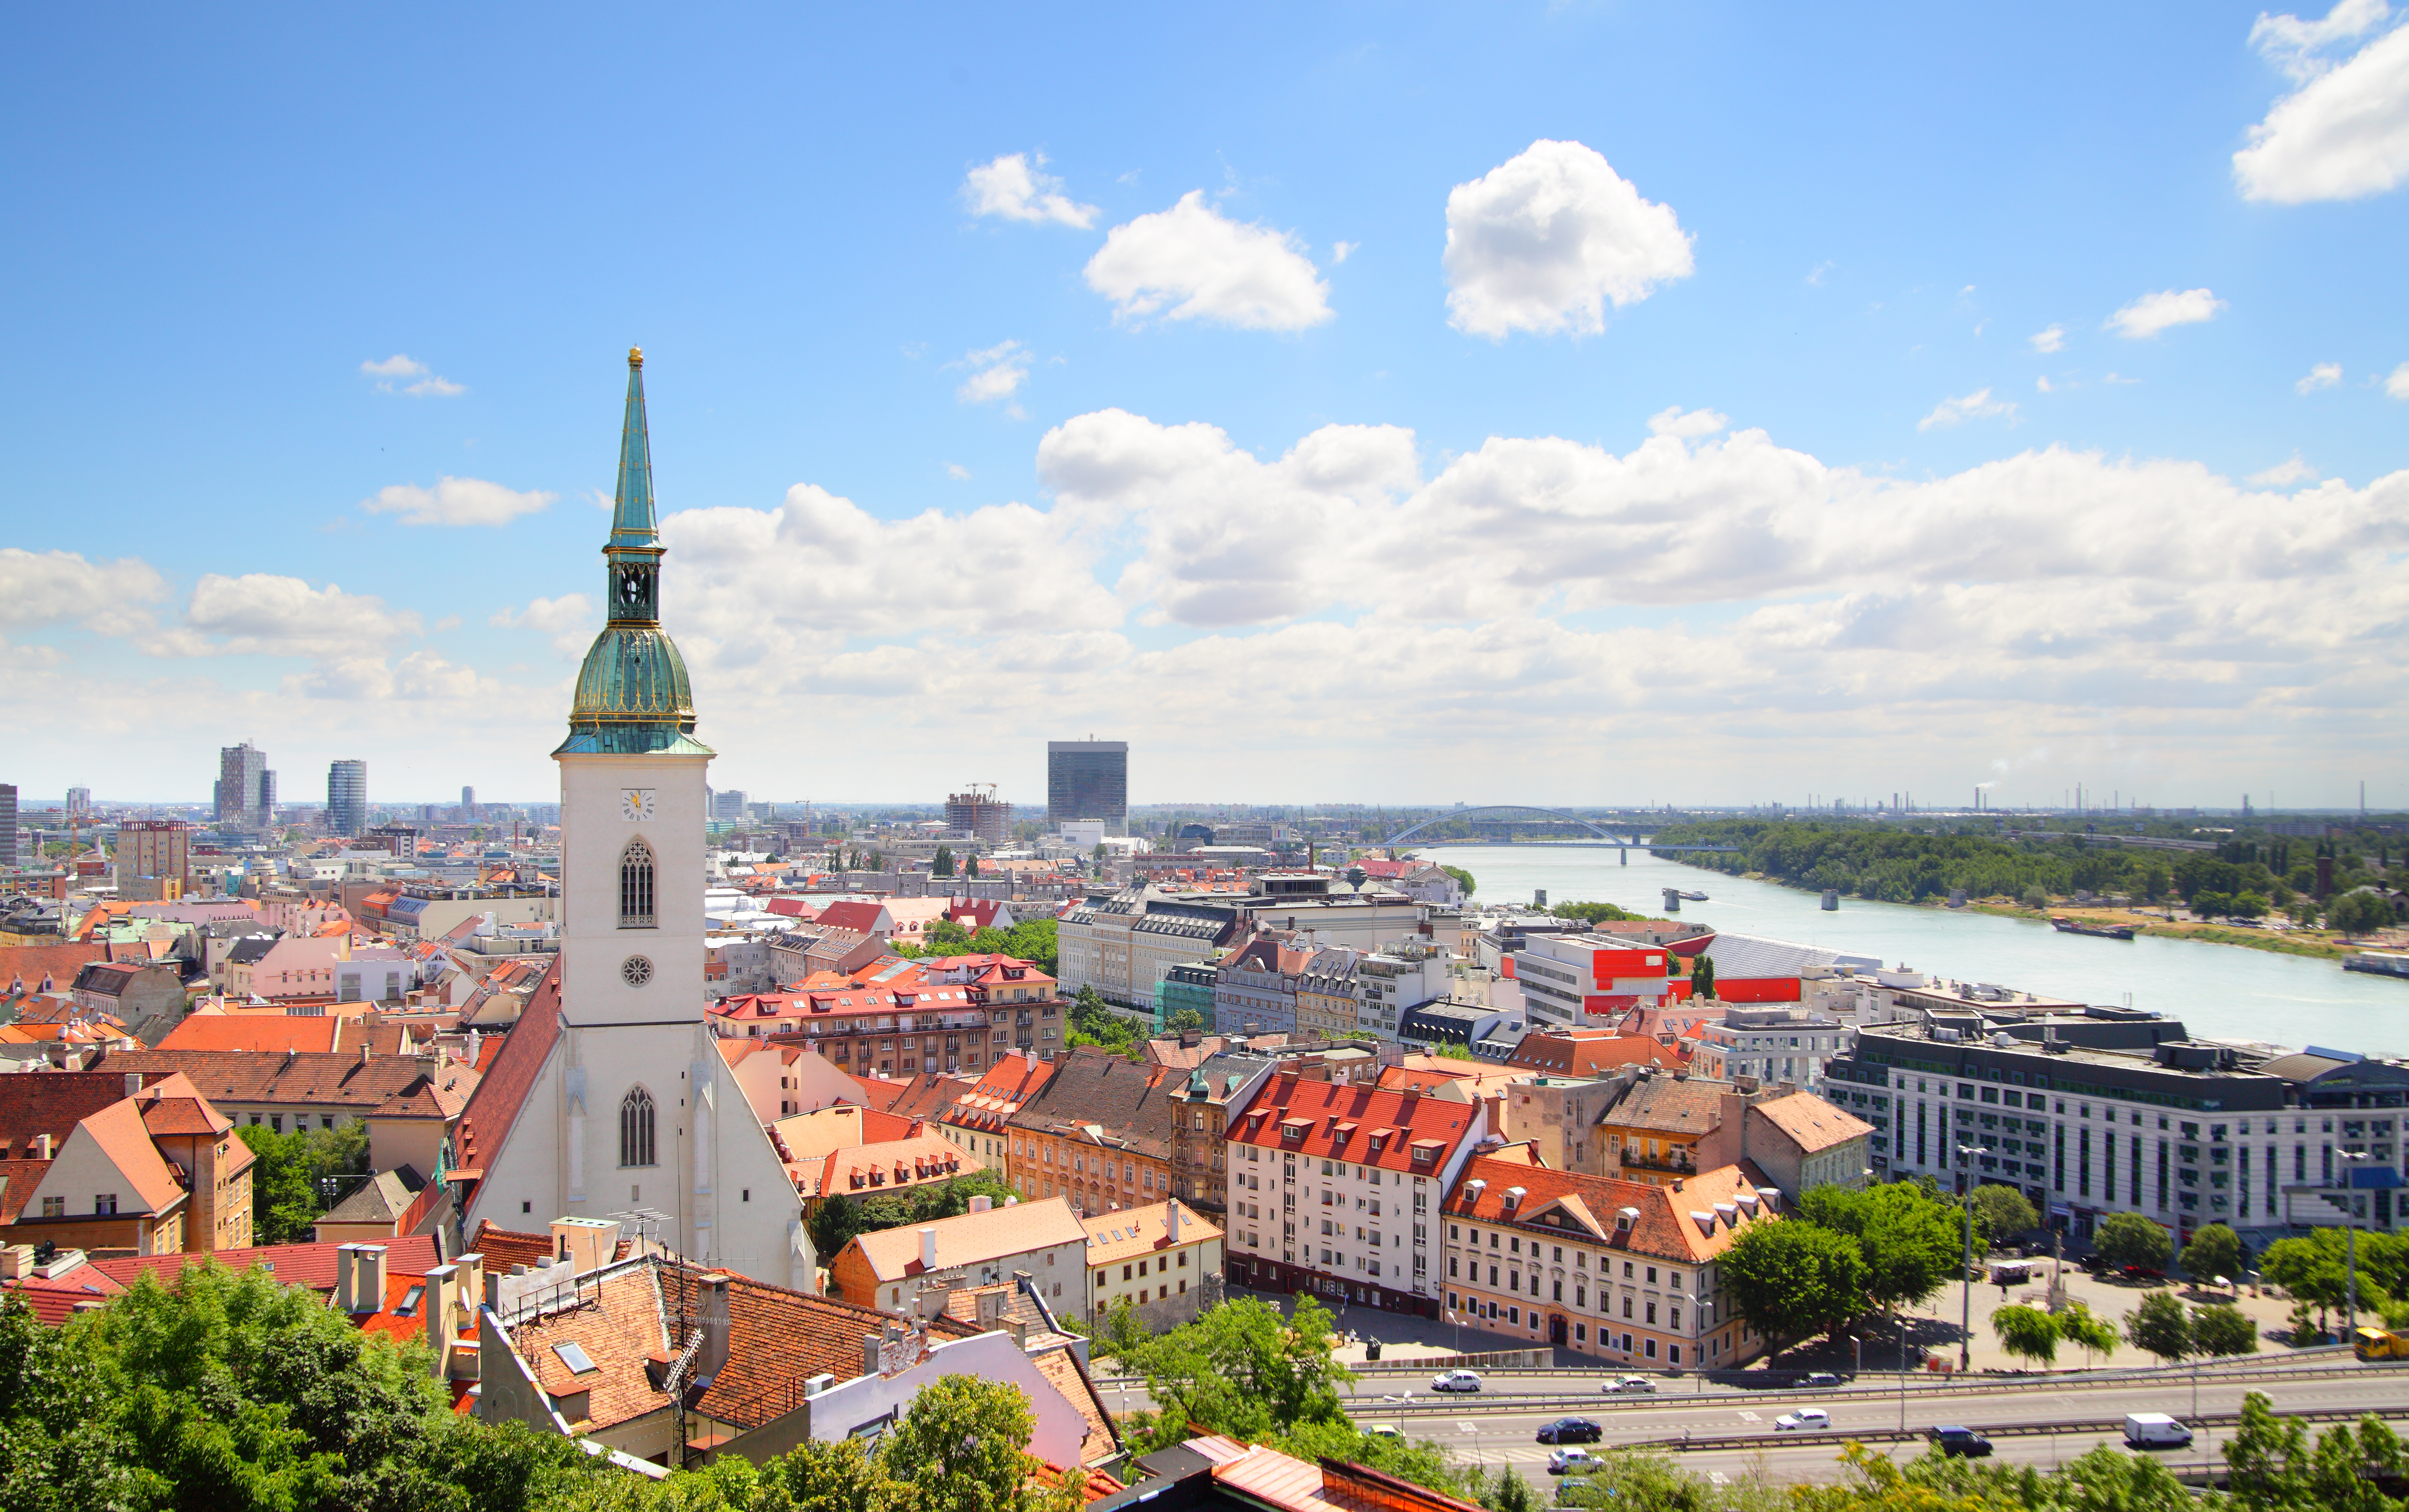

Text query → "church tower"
[461,349,808,1287]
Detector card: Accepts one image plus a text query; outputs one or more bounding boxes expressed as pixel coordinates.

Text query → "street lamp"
[2340,1150,2371,1340]
[1956,1144,1992,1371]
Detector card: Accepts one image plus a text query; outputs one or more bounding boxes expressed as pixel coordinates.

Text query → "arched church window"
[619,839,655,928]
[620,1086,656,1168]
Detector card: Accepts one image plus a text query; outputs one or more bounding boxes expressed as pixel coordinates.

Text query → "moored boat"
[2052,916,2136,941]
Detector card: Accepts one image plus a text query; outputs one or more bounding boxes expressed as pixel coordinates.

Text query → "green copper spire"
[557,348,711,758]
[610,346,658,552]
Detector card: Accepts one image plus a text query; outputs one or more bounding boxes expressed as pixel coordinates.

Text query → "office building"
[64,786,92,820]
[460,785,476,815]
[0,784,14,867]
[1047,739,1127,837]
[945,785,1014,847]
[711,788,750,822]
[214,742,275,830]
[326,760,368,837]
[114,820,193,902]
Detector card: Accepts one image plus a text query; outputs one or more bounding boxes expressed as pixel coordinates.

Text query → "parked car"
[1548,1448,1602,1476]
[1430,1369,1483,1394]
[1537,1418,1605,1446]
[2124,1413,2194,1448]
[2121,1264,2168,1283]
[1800,1372,1841,1388]
[1930,1426,1994,1458]
[1775,1409,1832,1432]
[1601,1375,1657,1394]
[1365,1425,1404,1442]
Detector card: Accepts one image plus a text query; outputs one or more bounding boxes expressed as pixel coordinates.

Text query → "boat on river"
[1677,890,1709,902]
[2343,952,2409,981]
[2051,916,2136,941]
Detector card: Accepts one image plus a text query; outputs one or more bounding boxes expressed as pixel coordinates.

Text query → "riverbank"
[1717,869,2392,962]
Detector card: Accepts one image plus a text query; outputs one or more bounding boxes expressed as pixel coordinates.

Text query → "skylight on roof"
[554,1341,598,1374]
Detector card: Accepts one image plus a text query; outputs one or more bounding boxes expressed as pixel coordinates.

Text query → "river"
[1413,844,2409,1057]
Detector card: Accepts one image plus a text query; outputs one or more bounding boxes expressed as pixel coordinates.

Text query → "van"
[2124,1414,2194,1448]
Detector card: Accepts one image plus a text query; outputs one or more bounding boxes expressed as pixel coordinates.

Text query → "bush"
[2021,886,2050,910]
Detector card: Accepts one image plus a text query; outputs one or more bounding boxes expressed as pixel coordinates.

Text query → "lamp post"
[2340,1150,2370,1340]
[1957,1144,1991,1371]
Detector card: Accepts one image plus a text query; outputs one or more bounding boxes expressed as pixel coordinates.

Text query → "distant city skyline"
[7,5,2403,805]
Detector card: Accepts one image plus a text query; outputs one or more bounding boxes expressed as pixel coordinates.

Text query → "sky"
[5,2,2407,811]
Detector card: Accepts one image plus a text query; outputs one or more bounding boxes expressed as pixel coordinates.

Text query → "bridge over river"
[1380,805,1737,853]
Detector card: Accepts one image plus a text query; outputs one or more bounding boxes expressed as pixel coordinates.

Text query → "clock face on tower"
[620,788,657,822]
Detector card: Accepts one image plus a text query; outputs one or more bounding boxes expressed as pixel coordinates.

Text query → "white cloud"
[2298,360,2345,392]
[361,476,556,527]
[1441,140,1694,339]
[2107,288,2227,338]
[1647,406,1730,439]
[1917,389,2019,431]
[1331,241,1358,264]
[2037,376,2054,393]
[2235,8,2409,202]
[2030,325,2066,354]
[946,464,972,481]
[960,152,1099,228]
[2250,455,2322,485]
[1082,192,1332,331]
[490,593,594,657]
[0,549,171,635]
[154,574,420,659]
[952,340,1032,406]
[360,353,466,396]
[2389,360,2409,396]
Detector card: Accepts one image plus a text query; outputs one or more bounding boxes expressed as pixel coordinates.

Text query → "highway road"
[1333,1362,2409,1486]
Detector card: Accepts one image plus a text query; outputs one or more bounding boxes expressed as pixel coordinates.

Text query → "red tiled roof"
[80,1235,443,1294]
[0,1071,137,1148]
[1229,1074,1482,1173]
[467,1220,560,1273]
[157,1016,344,1054]
[451,958,561,1176]
[1444,1151,1768,1264]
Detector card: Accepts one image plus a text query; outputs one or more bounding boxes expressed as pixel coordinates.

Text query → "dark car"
[1930,1426,1993,1458]
[1537,1417,1604,1445]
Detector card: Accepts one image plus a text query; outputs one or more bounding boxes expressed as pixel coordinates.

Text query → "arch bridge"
[1378,806,1737,852]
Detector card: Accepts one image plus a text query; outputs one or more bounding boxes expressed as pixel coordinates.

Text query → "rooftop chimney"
[969,1195,992,1213]
[34,1133,51,1160]
[697,1272,731,1385]
[919,1227,938,1274]
[1166,1202,1181,1246]
[863,1333,883,1378]
[355,1243,388,1315]
[123,1072,143,1096]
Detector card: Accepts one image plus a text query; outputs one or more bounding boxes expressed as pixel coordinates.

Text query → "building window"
[619,1086,657,1167]
[619,839,657,928]
[95,1193,119,1216]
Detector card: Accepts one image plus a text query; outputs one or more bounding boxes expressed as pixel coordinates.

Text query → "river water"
[1416,844,2409,1057]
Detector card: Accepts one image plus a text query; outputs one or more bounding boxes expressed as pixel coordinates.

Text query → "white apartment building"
[1688,1006,1854,1090]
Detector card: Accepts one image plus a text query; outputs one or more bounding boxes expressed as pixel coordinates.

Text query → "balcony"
[1619,1149,1698,1176]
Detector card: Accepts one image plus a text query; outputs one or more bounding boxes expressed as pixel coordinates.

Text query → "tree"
[1796,1182,1961,1313]
[1165,1008,1204,1036]
[2126,1290,2194,1362]
[1122,1294,1355,1452]
[2021,885,2050,910]
[2094,1211,2172,1273]
[2194,890,2236,920]
[2191,1302,2259,1356]
[1440,865,1476,899]
[2181,1223,2245,1285]
[1089,1296,1149,1363]
[1967,1184,2038,1247]
[1551,901,1639,924]
[236,1122,372,1246]
[2223,1391,2409,1512]
[1990,1304,2059,1366]
[2055,1301,2120,1367]
[2232,891,2271,920]
[965,853,979,879]
[1718,1220,1870,1349]
[933,845,955,878]
[879,1374,1076,1512]
[1690,953,1716,999]
[2329,890,2396,938]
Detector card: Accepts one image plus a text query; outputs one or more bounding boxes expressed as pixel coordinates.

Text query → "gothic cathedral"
[457,351,812,1288]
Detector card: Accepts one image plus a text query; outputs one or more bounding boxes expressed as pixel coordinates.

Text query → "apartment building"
[1595,1074,1727,1187]
[1441,1147,1772,1368]
[1508,934,1675,1027]
[1222,1073,1490,1315]
[706,956,1064,1073]
[1165,1050,1280,1215]
[1004,1048,1178,1215]
[1689,1006,1854,1090]
[1828,1011,2409,1246]
[1082,1198,1223,1330]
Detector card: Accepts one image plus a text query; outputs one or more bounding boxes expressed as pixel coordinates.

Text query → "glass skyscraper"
[327,760,368,836]
[1046,739,1128,836]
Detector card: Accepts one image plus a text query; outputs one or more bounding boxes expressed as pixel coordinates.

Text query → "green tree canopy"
[1968,1184,2039,1247]
[932,845,955,878]
[2180,1223,2245,1284]
[1990,1304,2059,1366]
[2191,1302,2259,1356]
[1165,1008,1205,1036]
[2055,1301,2120,1368]
[1718,1220,1871,1349]
[1439,865,1475,898]
[1797,1182,1962,1313]
[2125,1290,2194,1362]
[2330,890,2397,938]
[1122,1295,1355,1452]
[2093,1212,2173,1273]
[236,1121,372,1246]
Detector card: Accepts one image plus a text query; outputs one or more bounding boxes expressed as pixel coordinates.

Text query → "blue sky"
[7,3,2406,809]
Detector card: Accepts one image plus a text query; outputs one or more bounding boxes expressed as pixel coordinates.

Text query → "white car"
[1548,1448,1601,1476]
[1430,1369,1483,1393]
[1776,1409,1832,1432]
[1601,1375,1656,1394]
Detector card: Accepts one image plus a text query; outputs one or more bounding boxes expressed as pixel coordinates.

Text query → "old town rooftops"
[1444,1150,1772,1263]
[1079,1199,1220,1266]
[1229,1076,1477,1171]
[846,1195,1089,1284]
[1747,1091,1874,1153]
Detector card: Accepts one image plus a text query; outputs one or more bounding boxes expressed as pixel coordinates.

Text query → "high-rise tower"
[327,760,368,837]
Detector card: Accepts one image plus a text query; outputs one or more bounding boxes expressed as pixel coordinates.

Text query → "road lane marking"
[1710,1473,1731,1486]
[1737,1410,1761,1422]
